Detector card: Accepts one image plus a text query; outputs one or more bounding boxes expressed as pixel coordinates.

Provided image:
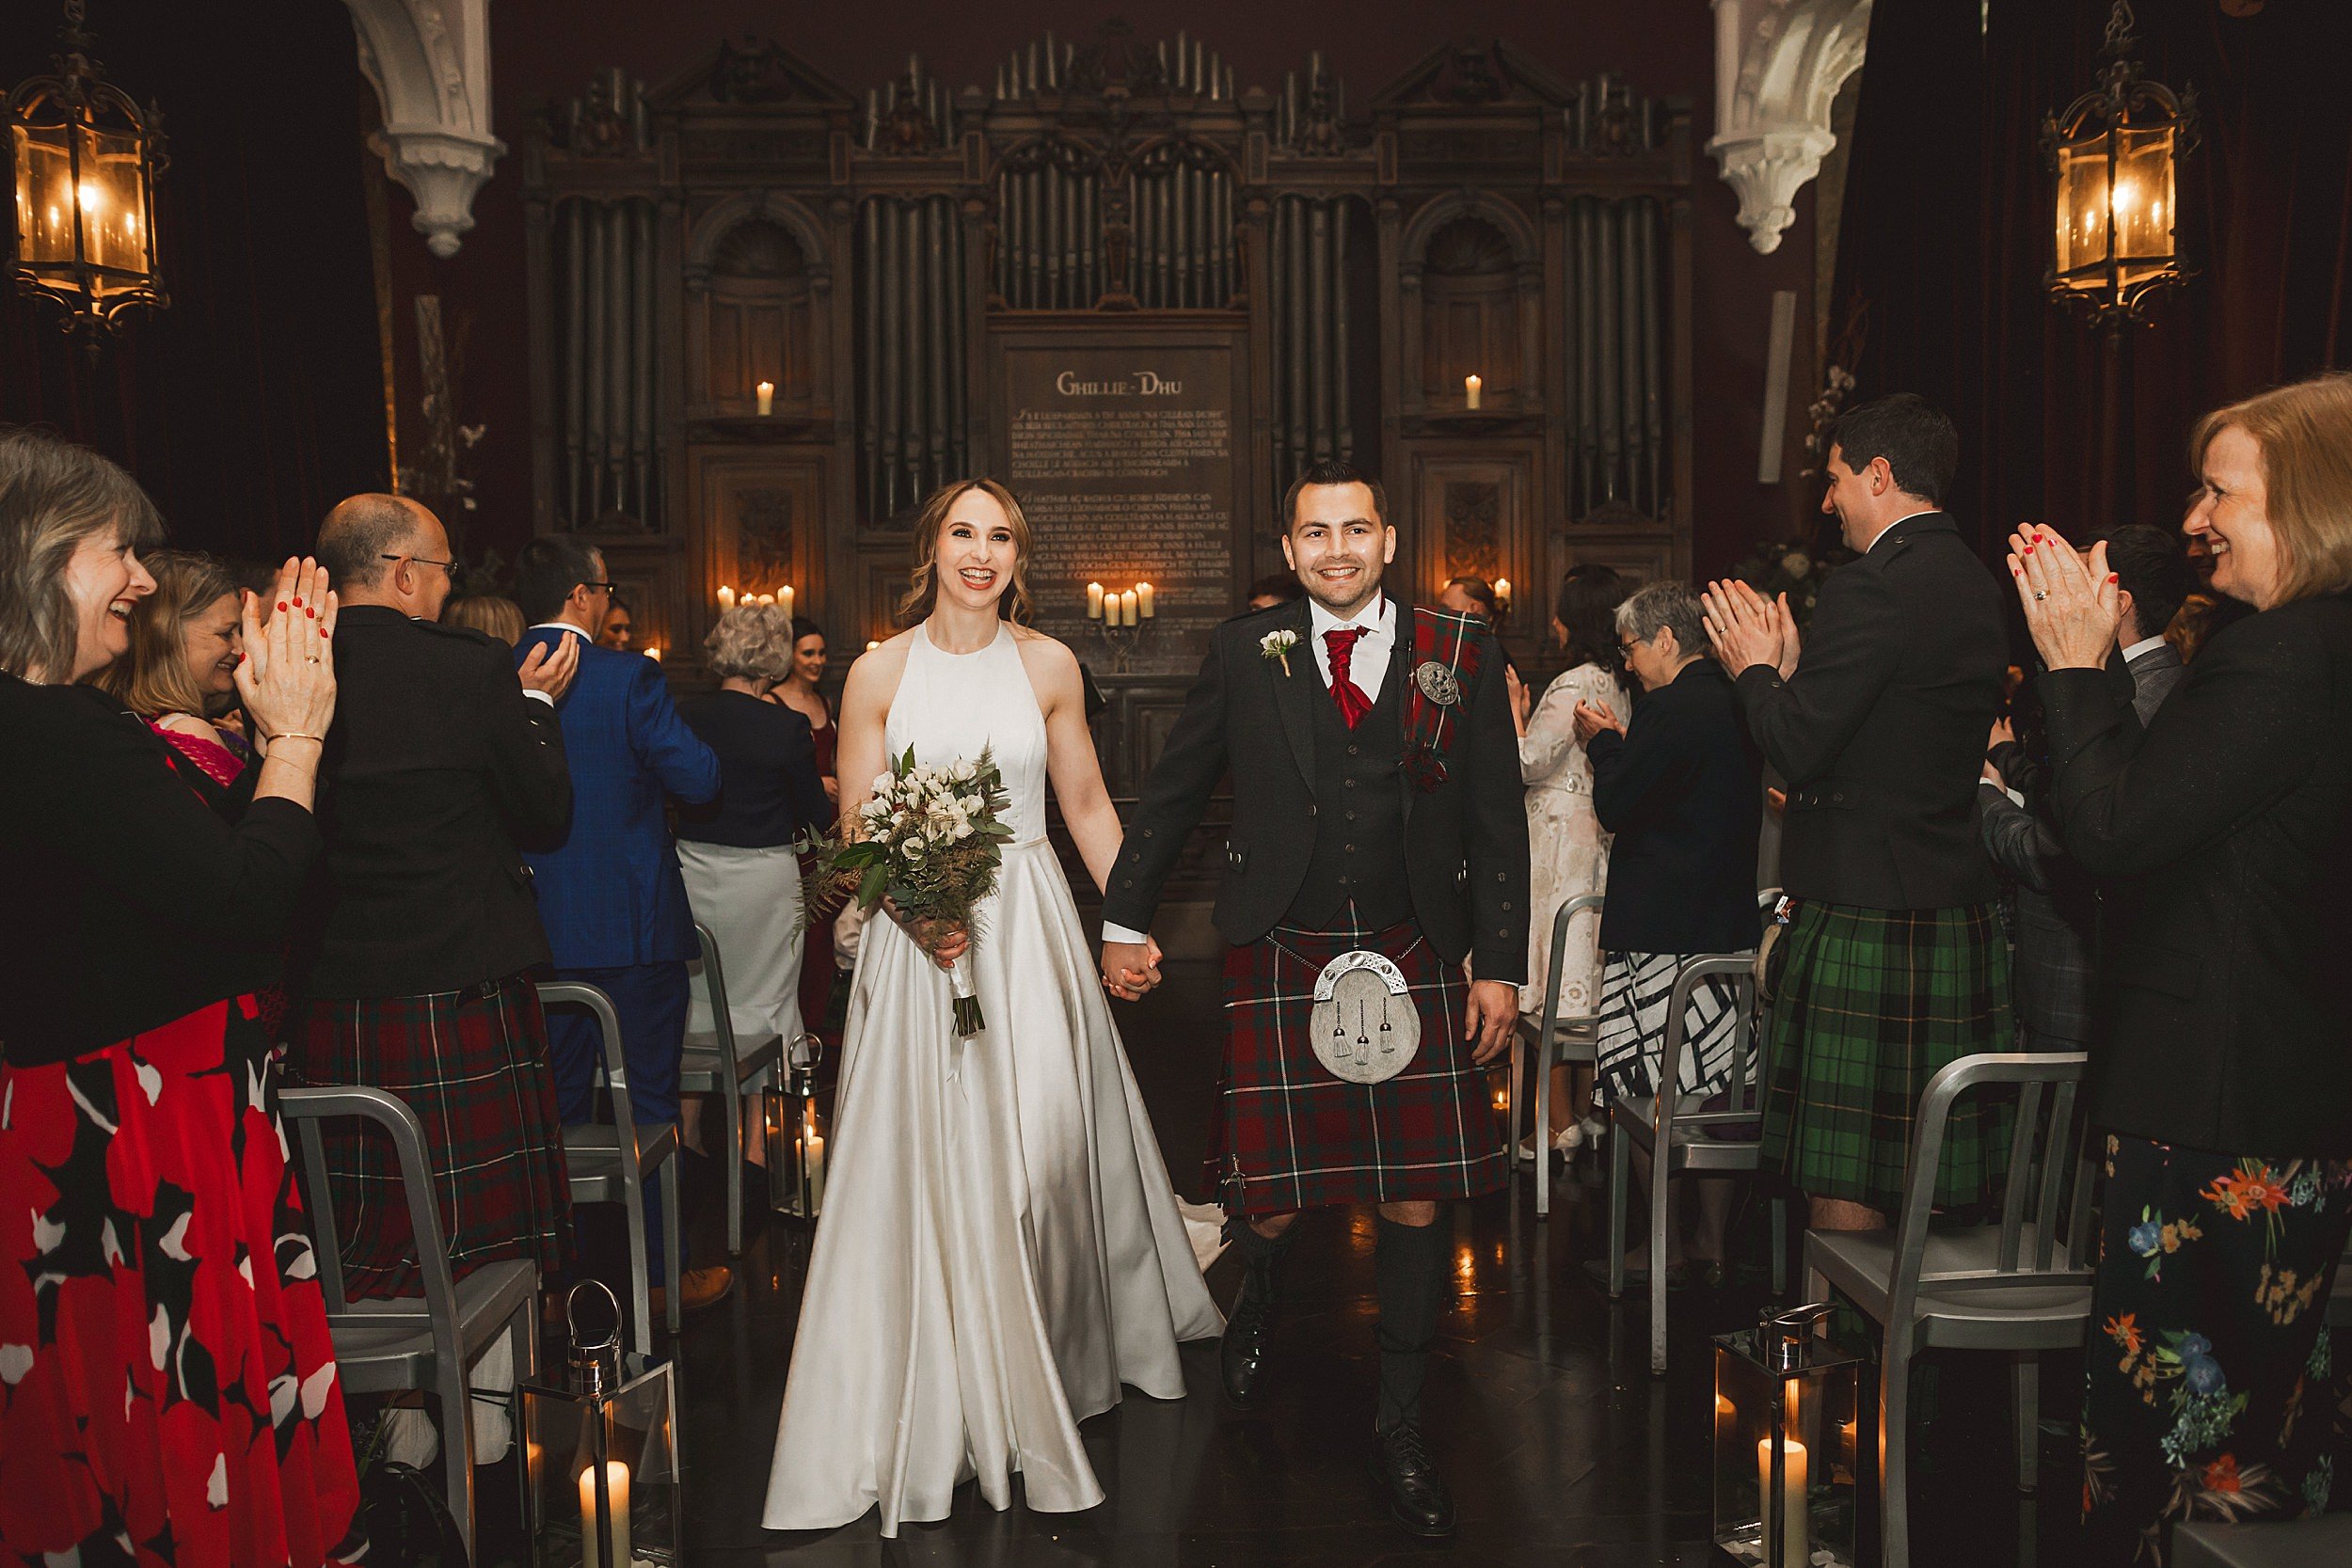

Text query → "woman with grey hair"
[1571,581,1763,1286]
[675,605,834,1053]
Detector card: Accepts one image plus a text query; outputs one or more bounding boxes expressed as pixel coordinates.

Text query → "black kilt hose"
[1215,911,1508,1216]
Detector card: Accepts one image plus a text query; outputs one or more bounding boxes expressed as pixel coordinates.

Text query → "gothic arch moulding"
[683,190,833,291]
[1708,0,1872,254]
[343,0,502,259]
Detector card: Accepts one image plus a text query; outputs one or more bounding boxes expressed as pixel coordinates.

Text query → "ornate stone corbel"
[344,0,502,259]
[1708,0,1871,254]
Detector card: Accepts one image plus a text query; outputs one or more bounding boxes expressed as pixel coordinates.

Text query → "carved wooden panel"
[1406,447,1533,618]
[687,448,828,632]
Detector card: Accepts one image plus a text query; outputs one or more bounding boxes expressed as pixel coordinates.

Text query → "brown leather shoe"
[650,1264,734,1319]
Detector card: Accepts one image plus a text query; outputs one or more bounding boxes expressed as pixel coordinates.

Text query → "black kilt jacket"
[1104,594,1532,986]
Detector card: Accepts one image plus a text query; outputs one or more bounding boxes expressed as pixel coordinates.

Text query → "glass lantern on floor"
[763,1037,827,1218]
[521,1282,681,1567]
[1713,1304,1869,1568]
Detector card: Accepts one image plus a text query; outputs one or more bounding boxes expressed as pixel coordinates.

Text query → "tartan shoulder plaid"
[1399,607,1487,792]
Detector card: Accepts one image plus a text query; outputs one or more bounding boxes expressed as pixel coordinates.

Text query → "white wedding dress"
[763,621,1224,1536]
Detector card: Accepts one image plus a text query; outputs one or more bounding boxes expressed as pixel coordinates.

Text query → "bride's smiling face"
[933,489,1018,612]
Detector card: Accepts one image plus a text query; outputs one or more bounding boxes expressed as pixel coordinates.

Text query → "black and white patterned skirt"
[1594,951,1746,1104]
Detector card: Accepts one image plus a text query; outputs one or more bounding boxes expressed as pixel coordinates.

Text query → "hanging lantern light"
[5,0,167,347]
[2043,0,2198,328]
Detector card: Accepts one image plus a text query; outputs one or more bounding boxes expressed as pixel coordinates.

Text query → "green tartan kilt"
[1758,900,2015,1214]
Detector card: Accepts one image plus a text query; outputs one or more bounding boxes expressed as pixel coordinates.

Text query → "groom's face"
[1282,482,1394,618]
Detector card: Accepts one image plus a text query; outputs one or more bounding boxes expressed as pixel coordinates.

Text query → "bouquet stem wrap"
[949,953,984,1037]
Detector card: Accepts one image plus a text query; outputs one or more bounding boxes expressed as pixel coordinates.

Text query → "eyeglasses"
[381,552,457,574]
[580,581,617,595]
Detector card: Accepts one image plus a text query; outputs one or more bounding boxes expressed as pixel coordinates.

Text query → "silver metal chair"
[1805,1052,2096,1568]
[1604,953,1780,1376]
[2174,1515,2352,1567]
[676,920,787,1256]
[280,1085,540,1562]
[537,980,683,1365]
[1513,893,1604,1219]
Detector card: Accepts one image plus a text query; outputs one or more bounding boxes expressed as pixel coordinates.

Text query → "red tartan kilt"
[1213,916,1508,1215]
[286,974,572,1300]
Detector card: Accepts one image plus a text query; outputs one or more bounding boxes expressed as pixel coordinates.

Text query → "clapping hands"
[1700,579,1801,679]
[2007,524,2122,672]
[1571,698,1624,744]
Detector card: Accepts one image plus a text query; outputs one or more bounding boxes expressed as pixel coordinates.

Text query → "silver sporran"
[1309,949,1422,1085]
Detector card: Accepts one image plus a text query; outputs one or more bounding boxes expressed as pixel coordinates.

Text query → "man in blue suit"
[514,537,729,1313]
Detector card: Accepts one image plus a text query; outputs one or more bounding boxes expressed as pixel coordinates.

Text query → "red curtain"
[1831,0,2352,550]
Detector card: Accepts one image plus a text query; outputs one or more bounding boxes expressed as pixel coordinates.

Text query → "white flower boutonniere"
[1259,628,1298,677]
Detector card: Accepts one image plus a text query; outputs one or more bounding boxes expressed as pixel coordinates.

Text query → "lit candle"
[1087,581,1105,620]
[1120,589,1138,626]
[866,640,882,652]
[779,585,795,621]
[578,1460,632,1568]
[755,379,774,417]
[1493,576,1511,613]
[1756,1437,1806,1565]
[643,646,661,662]
[803,1102,826,1209]
[1135,581,1155,619]
[1715,1391,1738,1455]
[1465,372,1483,410]
[717,585,736,612]
[757,593,775,608]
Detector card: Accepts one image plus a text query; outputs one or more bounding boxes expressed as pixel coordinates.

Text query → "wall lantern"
[2043,0,2198,328]
[5,0,167,349]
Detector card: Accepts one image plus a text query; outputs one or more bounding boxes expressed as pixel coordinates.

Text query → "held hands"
[1700,580,1800,679]
[517,634,580,701]
[237,557,337,749]
[1100,937,1164,1002]
[2007,525,2122,672]
[1462,978,1518,1066]
[1570,698,1624,744]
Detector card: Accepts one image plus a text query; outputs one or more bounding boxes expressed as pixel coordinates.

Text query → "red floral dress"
[0,996,365,1563]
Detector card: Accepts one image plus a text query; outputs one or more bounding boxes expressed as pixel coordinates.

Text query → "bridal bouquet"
[804,747,1013,1037]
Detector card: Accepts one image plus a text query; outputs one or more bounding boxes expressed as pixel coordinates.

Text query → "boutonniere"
[1259,628,1298,677]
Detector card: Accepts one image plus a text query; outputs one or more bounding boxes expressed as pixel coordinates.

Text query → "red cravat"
[1324,626,1372,729]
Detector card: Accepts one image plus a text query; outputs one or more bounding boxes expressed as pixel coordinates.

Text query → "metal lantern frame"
[763,1037,829,1219]
[4,0,167,346]
[2042,0,2199,328]
[520,1281,683,1568]
[1712,1305,1872,1568]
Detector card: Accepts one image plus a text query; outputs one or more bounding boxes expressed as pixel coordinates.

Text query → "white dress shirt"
[2122,633,2168,664]
[1863,508,1938,557]
[1104,594,1394,948]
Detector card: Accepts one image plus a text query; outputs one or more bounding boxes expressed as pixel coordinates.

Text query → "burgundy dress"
[797,708,842,1041]
[0,680,362,1564]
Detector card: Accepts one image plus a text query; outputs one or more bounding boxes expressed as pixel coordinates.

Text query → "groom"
[1101,459,1527,1537]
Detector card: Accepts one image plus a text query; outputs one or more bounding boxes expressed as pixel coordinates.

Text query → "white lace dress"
[1518,660,1629,1018]
[762,622,1223,1537]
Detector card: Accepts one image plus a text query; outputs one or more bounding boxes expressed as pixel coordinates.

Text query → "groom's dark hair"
[1280,459,1388,535]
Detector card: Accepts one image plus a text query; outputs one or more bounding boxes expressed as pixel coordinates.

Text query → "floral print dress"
[1518,661,1627,1018]
[2082,1132,2352,1566]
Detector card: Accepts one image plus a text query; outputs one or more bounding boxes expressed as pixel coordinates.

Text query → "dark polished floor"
[563,963,2086,1567]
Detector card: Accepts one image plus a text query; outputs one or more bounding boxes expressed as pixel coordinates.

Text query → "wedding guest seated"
[676,603,831,1053]
[443,591,526,645]
[1572,582,1763,1285]
[97,548,254,816]
[0,428,362,1563]
[1979,523,2188,1049]
[515,535,728,1315]
[1504,563,1629,1156]
[2010,376,2352,1565]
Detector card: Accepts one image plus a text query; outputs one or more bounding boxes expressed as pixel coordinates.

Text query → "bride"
[763,479,1223,1536]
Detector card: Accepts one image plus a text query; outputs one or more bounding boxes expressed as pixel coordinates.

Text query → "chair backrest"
[1887,1052,2095,1319]
[279,1086,464,1368]
[1534,894,1606,1031]
[690,920,740,1063]
[1655,954,1762,1131]
[535,981,641,1149]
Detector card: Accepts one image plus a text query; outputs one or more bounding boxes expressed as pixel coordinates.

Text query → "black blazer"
[1586,660,1763,955]
[0,679,317,1066]
[292,606,572,999]
[1734,512,2007,910]
[1104,595,1532,982]
[2042,594,2352,1158]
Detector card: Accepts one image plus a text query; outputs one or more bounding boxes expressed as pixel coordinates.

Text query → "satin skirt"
[762,840,1223,1536]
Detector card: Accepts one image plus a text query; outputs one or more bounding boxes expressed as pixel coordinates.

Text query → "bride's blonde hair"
[897,478,1035,626]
